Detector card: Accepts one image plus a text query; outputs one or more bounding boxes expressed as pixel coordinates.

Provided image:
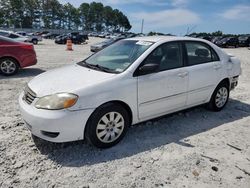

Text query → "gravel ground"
[0,38,250,188]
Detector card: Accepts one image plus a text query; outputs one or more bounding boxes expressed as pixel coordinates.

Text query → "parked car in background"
[90,36,125,52]
[215,37,239,48]
[198,36,212,41]
[211,36,224,44]
[43,33,60,39]
[0,30,29,43]
[238,35,250,47]
[98,32,106,38]
[39,31,50,36]
[16,31,28,36]
[88,32,99,37]
[25,33,43,44]
[0,30,42,44]
[0,36,37,76]
[55,32,88,44]
[19,36,241,148]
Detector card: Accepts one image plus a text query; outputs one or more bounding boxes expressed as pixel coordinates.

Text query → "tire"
[32,39,38,45]
[207,82,229,111]
[85,103,129,148]
[0,58,19,76]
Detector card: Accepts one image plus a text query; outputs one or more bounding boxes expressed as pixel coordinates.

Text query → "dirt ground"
[0,38,250,188]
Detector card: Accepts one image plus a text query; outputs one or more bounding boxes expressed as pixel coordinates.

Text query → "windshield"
[82,40,153,73]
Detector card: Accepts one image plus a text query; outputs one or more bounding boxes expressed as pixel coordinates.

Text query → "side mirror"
[137,63,159,76]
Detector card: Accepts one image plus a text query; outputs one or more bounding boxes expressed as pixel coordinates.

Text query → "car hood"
[28,64,116,97]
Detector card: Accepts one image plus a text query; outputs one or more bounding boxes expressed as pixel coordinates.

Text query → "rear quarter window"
[185,41,219,66]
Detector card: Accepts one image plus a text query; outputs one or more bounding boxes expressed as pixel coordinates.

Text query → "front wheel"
[207,82,229,111]
[85,103,129,148]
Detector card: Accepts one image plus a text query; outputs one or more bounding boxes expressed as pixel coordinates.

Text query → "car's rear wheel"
[85,103,129,148]
[208,82,229,111]
[32,39,38,45]
[0,58,19,76]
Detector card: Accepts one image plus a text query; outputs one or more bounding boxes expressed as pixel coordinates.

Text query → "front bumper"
[19,92,94,142]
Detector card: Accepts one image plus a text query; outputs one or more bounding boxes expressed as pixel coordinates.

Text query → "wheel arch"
[84,100,133,136]
[0,56,20,67]
[207,77,230,111]
[219,78,230,88]
[94,100,133,125]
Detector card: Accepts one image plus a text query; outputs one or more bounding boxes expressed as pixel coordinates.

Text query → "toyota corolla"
[19,36,241,148]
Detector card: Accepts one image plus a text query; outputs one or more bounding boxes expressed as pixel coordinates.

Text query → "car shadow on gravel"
[0,68,45,79]
[33,99,250,167]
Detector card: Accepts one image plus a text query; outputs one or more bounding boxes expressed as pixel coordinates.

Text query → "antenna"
[185,25,197,36]
[141,19,144,34]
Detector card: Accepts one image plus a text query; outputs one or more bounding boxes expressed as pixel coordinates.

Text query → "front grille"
[23,85,36,105]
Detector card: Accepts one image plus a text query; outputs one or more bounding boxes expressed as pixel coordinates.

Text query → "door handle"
[178,72,188,77]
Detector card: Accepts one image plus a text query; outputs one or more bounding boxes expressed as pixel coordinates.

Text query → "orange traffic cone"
[66,39,73,51]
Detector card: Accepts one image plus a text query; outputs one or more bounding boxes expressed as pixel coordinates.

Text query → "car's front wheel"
[208,81,229,111]
[85,103,129,148]
[0,58,19,76]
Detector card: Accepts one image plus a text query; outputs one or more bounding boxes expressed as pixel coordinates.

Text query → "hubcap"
[96,112,125,143]
[215,87,228,108]
[0,60,16,74]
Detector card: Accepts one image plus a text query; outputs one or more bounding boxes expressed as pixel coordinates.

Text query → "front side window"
[185,42,218,66]
[143,42,183,71]
[80,40,153,73]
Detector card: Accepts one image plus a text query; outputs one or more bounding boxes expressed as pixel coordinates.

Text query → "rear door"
[184,41,221,106]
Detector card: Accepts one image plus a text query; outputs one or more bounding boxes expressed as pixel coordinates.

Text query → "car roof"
[125,35,230,63]
[0,35,18,43]
[125,36,210,43]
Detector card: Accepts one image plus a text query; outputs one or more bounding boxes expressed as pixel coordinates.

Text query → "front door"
[137,42,188,120]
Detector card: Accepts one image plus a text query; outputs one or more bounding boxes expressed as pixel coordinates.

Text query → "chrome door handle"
[178,72,188,77]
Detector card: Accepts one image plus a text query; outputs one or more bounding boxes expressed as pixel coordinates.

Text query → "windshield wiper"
[80,61,119,73]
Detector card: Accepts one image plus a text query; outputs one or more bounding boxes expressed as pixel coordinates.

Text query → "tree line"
[0,0,132,32]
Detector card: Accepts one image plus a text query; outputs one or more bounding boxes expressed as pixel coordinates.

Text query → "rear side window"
[185,42,219,66]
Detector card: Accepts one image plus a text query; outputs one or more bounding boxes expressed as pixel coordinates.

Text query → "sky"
[59,0,250,35]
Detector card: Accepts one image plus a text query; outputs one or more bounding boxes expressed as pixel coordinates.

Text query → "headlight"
[35,93,78,110]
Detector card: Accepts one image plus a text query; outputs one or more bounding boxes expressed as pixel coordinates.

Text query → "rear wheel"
[207,82,229,111]
[85,103,129,148]
[32,39,38,45]
[0,58,19,76]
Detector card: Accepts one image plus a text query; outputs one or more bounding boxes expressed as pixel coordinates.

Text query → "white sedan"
[19,36,241,148]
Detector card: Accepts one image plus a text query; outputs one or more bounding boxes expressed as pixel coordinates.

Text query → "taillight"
[21,44,34,50]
